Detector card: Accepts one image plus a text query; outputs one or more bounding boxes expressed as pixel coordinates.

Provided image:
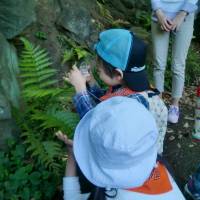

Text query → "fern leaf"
[38,73,57,83]
[37,62,53,70]
[34,49,47,58]
[32,110,79,137]
[20,69,55,79]
[21,130,62,171]
[22,78,39,87]
[35,57,51,66]
[19,37,60,99]
[39,80,58,88]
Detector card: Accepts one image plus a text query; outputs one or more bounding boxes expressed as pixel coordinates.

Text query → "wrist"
[179,10,188,17]
[155,9,163,16]
[75,84,87,93]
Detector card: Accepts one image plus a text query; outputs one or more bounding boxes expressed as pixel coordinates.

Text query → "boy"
[64,29,167,154]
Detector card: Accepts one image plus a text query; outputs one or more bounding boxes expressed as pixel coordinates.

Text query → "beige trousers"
[151,13,195,98]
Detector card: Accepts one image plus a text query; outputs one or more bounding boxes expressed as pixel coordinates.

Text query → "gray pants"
[151,14,195,98]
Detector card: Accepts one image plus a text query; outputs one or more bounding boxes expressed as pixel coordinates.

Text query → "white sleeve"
[63,176,90,200]
[181,0,198,13]
[151,0,162,11]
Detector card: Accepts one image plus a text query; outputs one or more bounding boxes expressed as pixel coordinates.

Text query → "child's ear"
[115,68,123,80]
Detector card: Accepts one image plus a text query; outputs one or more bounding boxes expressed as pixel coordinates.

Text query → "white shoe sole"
[168,118,178,124]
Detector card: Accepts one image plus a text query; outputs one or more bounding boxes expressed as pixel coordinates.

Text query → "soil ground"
[163,86,200,199]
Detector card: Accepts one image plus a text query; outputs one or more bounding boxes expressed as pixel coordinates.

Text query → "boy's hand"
[63,65,87,93]
[155,9,172,32]
[171,11,187,31]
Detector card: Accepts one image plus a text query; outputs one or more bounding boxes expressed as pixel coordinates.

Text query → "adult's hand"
[155,9,172,32]
[171,11,187,31]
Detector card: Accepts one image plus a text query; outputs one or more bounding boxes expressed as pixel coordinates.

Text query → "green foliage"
[32,108,79,138]
[10,38,80,199]
[194,13,200,42]
[0,139,60,200]
[59,35,91,65]
[185,45,200,86]
[134,10,151,30]
[62,49,74,64]
[132,1,151,30]
[35,31,47,40]
[21,129,62,171]
[164,44,200,90]
[75,47,90,60]
[19,37,63,99]
[97,1,113,24]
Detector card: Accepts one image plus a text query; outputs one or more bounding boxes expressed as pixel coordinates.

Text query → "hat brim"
[73,108,157,189]
[123,70,150,92]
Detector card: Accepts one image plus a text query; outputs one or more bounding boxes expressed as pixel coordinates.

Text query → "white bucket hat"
[73,96,158,188]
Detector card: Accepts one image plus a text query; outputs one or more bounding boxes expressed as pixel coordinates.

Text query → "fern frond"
[62,49,74,64]
[22,87,63,98]
[20,69,56,78]
[21,130,62,172]
[19,37,59,99]
[32,110,79,138]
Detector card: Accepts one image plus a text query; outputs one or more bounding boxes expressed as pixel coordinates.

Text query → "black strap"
[147,88,160,98]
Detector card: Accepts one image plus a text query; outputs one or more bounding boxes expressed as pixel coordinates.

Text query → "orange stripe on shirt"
[100,87,135,101]
[128,162,172,195]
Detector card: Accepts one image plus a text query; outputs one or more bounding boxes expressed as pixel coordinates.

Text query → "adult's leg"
[171,13,195,105]
[152,21,170,95]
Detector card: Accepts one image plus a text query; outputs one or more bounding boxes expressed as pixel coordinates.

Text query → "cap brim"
[73,107,157,188]
[123,70,150,92]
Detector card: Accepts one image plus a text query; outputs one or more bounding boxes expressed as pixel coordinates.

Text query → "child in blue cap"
[64,29,167,155]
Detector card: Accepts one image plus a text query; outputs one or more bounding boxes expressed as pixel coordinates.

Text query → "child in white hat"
[56,96,185,200]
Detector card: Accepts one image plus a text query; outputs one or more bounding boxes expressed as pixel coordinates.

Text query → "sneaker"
[192,132,200,142]
[184,177,200,200]
[168,105,179,123]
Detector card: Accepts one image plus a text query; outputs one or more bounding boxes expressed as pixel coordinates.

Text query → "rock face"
[0,94,13,149]
[0,33,20,108]
[56,0,100,48]
[0,0,35,39]
[103,0,150,24]
[0,0,36,39]
[0,33,19,149]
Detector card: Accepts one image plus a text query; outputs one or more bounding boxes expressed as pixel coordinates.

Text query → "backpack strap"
[128,93,149,110]
[148,88,160,98]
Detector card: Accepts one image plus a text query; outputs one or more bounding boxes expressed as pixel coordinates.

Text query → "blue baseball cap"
[95,29,150,91]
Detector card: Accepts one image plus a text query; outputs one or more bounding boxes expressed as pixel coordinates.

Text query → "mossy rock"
[0,0,36,39]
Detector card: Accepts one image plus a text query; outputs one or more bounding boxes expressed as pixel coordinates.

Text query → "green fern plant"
[22,129,62,172]
[32,108,79,138]
[19,37,63,99]
[15,38,80,173]
[97,1,114,24]
[58,34,92,65]
[62,49,74,64]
